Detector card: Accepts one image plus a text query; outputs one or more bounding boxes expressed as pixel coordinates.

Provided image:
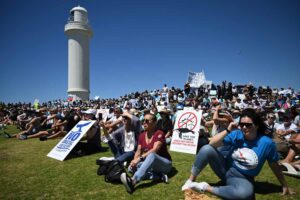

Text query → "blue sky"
[0,0,299,103]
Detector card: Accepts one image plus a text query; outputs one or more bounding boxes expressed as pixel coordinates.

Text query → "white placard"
[183,107,194,111]
[170,110,202,154]
[96,109,109,122]
[47,120,96,161]
[188,72,206,88]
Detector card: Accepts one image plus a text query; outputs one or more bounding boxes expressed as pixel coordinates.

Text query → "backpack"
[96,159,113,176]
[96,159,125,183]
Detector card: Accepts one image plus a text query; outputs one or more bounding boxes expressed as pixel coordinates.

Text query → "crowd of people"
[0,81,299,199]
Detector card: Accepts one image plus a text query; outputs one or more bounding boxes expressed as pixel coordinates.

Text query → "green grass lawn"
[0,125,299,199]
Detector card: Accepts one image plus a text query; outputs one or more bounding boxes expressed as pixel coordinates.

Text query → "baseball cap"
[82,109,96,116]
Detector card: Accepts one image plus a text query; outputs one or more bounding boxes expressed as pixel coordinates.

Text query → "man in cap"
[274,112,298,157]
[265,113,280,137]
[100,111,143,163]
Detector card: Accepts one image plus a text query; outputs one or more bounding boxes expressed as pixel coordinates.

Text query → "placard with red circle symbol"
[177,112,198,131]
[171,110,202,155]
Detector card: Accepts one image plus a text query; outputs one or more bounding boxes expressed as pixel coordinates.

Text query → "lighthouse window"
[69,11,74,22]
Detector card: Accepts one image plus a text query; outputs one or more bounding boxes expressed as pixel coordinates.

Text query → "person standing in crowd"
[182,108,293,199]
[162,84,169,93]
[120,113,172,193]
[184,81,191,96]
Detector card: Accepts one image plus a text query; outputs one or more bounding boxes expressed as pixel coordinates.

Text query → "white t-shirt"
[234,102,242,109]
[276,123,298,140]
[124,131,135,152]
[294,115,300,127]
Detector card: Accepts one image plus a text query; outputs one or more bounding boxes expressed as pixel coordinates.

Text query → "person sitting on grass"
[71,109,102,156]
[181,108,293,200]
[275,112,298,157]
[280,132,300,164]
[19,109,77,141]
[104,107,123,133]
[16,109,32,130]
[100,111,143,163]
[120,113,172,194]
[4,110,43,139]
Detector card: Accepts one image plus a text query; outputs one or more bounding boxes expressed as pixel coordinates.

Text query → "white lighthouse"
[65,6,93,101]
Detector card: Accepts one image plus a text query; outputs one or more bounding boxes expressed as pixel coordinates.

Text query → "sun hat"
[82,109,96,116]
[159,108,171,115]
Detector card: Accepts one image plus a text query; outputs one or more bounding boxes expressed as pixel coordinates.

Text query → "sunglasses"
[143,119,152,124]
[239,122,254,128]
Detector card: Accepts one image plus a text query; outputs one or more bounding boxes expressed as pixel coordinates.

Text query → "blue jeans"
[107,140,134,163]
[132,153,172,182]
[192,144,254,200]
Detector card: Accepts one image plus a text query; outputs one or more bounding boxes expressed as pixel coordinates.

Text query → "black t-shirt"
[156,118,173,134]
[64,114,77,132]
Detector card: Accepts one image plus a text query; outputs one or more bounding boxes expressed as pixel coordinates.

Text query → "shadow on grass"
[209,180,282,195]
[254,181,282,194]
[66,146,110,160]
[135,167,178,190]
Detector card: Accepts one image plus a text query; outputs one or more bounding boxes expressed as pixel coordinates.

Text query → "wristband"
[139,156,144,161]
[226,128,231,133]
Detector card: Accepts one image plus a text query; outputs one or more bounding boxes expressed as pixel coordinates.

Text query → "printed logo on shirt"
[232,148,258,170]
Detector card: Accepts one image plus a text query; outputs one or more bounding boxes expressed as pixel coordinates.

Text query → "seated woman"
[120,113,172,194]
[181,108,293,200]
[100,111,143,163]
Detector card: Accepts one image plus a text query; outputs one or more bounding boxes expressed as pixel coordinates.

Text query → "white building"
[65,6,93,101]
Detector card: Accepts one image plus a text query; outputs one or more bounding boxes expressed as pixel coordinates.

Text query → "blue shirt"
[223,130,278,177]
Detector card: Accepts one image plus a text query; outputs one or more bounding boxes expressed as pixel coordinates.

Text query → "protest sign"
[170,110,202,154]
[96,109,109,122]
[183,107,194,111]
[188,72,206,88]
[47,120,96,161]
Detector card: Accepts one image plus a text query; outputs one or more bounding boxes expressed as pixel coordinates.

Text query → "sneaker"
[190,181,209,193]
[101,136,108,143]
[161,174,169,184]
[120,172,134,194]
[98,157,114,161]
[19,134,27,140]
[181,179,192,191]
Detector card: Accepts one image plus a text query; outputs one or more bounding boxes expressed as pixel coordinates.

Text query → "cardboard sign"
[188,72,206,88]
[170,110,202,154]
[96,109,109,122]
[47,120,96,161]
